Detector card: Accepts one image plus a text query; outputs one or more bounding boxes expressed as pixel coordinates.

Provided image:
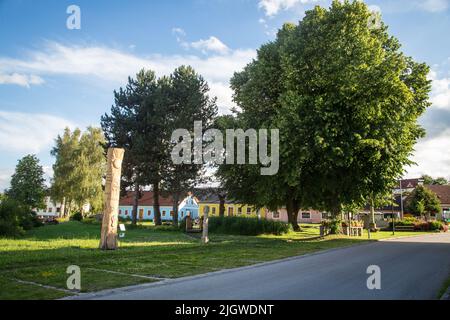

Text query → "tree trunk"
[100,148,124,250]
[132,182,139,225]
[172,192,180,227]
[60,197,66,218]
[219,194,225,218]
[286,198,300,231]
[369,198,377,230]
[153,180,161,226]
[293,201,302,232]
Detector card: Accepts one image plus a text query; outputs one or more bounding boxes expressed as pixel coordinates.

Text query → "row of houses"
[36,179,450,223]
[117,189,323,224]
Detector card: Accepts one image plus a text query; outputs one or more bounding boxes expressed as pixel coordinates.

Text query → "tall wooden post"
[202,206,210,244]
[100,148,124,250]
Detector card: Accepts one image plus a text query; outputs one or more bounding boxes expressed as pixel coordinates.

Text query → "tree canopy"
[51,127,106,215]
[102,66,217,225]
[217,0,431,229]
[7,154,46,211]
[406,185,441,219]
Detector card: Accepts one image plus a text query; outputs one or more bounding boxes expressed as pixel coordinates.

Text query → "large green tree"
[406,185,441,220]
[50,128,81,216]
[162,66,218,226]
[218,0,431,230]
[51,127,106,215]
[101,71,155,225]
[7,154,46,210]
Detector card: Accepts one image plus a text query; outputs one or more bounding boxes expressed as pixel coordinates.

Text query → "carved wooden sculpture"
[202,206,210,244]
[99,148,124,250]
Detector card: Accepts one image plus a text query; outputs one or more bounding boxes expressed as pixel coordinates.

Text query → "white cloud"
[418,0,449,12]
[429,70,450,110]
[405,129,450,179]
[258,0,320,16]
[0,41,255,112]
[189,36,230,55]
[0,72,44,87]
[368,4,382,13]
[0,110,75,154]
[172,27,186,37]
[0,168,13,192]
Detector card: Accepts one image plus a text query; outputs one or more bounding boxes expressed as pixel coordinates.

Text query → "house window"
[170,211,174,217]
[56,207,61,213]
[181,211,184,217]
[49,208,53,213]
[302,212,311,219]
[119,209,122,215]
[238,207,242,214]
[212,207,216,215]
[147,210,151,216]
[125,210,128,216]
[247,207,252,215]
[228,207,234,216]
[272,211,280,219]
[162,210,166,217]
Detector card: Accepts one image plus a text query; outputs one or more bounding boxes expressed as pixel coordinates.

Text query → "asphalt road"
[72,233,450,300]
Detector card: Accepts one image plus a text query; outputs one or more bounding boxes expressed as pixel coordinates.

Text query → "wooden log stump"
[99,148,124,250]
[185,215,193,232]
[202,206,210,244]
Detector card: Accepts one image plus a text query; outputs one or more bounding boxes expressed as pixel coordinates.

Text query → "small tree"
[407,185,441,220]
[7,155,46,211]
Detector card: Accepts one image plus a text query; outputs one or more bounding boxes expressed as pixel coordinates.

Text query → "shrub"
[118,216,131,223]
[21,212,43,230]
[179,217,187,231]
[322,219,342,234]
[208,216,291,236]
[82,217,99,225]
[428,220,444,231]
[70,212,83,222]
[0,198,27,237]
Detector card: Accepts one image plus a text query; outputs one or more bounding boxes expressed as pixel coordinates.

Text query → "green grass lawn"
[0,221,436,300]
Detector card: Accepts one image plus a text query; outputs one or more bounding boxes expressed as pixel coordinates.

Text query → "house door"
[228,207,234,217]
[139,209,144,221]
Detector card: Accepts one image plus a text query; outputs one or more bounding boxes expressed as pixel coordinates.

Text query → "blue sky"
[1,0,450,190]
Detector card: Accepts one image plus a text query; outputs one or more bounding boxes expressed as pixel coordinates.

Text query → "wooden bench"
[393,225,415,232]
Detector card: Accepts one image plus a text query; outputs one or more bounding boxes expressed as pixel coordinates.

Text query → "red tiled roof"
[399,178,421,189]
[425,185,450,204]
[120,191,174,206]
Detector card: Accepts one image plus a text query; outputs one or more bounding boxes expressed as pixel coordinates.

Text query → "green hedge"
[208,216,291,236]
[389,218,446,231]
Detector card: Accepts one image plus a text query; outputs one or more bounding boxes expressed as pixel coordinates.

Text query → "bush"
[21,212,43,230]
[118,216,132,223]
[208,216,291,236]
[70,212,83,222]
[322,219,342,234]
[428,220,444,231]
[392,218,445,231]
[0,198,28,237]
[179,217,187,231]
[82,217,99,225]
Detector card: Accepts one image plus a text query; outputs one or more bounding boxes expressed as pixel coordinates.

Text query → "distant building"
[194,188,258,218]
[264,208,323,224]
[35,196,90,218]
[118,191,191,221]
[35,197,60,218]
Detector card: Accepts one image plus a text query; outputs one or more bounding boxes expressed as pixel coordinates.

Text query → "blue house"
[118,191,199,222]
